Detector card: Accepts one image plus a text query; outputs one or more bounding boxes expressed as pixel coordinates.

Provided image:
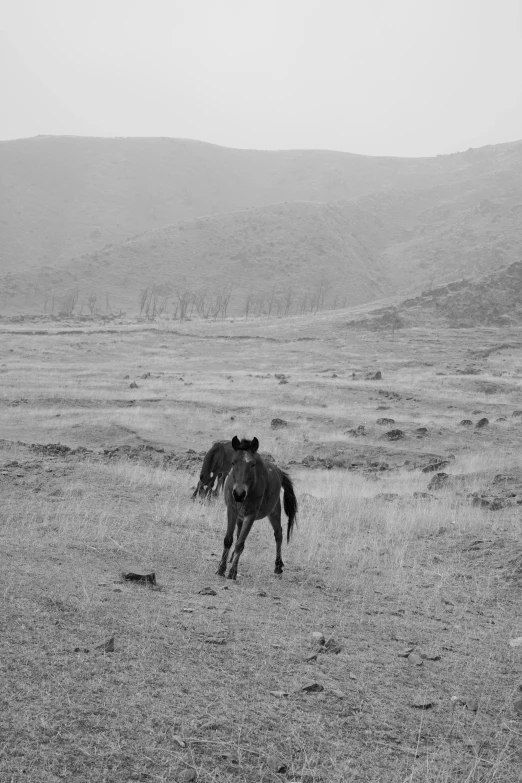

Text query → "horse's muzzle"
[232,488,247,502]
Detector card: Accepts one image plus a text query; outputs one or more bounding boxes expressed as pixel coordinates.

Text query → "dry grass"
[2,319,522,782]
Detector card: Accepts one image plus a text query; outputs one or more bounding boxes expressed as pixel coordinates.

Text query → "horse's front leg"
[227,513,256,580]
[217,505,237,576]
[211,473,224,500]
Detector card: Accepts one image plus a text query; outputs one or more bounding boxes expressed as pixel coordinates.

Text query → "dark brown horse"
[192,440,235,501]
[217,436,298,580]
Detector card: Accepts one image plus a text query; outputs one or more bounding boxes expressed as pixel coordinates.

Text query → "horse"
[217,436,298,580]
[191,440,235,501]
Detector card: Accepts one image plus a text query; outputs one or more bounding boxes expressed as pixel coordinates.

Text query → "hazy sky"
[2,0,522,156]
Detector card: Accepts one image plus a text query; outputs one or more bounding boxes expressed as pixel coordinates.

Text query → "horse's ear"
[231,436,240,451]
[251,437,259,453]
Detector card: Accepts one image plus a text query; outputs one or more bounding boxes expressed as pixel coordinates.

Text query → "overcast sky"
[2,0,521,156]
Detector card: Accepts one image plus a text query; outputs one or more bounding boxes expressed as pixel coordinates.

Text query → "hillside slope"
[1,135,521,275]
[2,161,522,317]
[349,260,522,329]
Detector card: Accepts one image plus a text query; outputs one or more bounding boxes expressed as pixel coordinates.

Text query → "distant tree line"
[8,271,348,320]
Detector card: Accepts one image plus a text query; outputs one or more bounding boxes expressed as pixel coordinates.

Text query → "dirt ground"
[1,316,522,782]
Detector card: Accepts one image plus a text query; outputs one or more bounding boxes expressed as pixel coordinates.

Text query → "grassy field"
[2,314,522,782]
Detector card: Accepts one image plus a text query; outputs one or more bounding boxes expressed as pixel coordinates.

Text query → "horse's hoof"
[216,567,226,577]
[227,571,237,581]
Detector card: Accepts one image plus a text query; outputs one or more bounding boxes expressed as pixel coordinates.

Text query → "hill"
[1,134,521,273]
[349,260,522,329]
[1,136,522,316]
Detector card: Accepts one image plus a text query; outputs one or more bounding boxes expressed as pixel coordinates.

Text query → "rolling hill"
[1,136,522,316]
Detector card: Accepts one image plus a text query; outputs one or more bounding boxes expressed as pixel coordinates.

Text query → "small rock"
[475,418,489,428]
[123,572,156,585]
[271,418,288,429]
[466,698,479,712]
[129,382,138,389]
[330,689,346,698]
[408,653,423,666]
[198,587,217,596]
[177,769,195,783]
[415,427,428,435]
[428,472,449,490]
[301,682,324,693]
[366,371,382,380]
[123,374,129,379]
[512,410,522,418]
[267,755,288,773]
[141,372,151,379]
[411,698,433,709]
[376,417,395,425]
[96,636,115,653]
[398,647,415,657]
[460,419,473,426]
[471,496,491,509]
[324,637,342,654]
[514,699,522,715]
[270,690,289,698]
[509,637,522,647]
[304,653,318,662]
[311,631,325,645]
[205,637,226,645]
[422,460,449,473]
[384,429,404,440]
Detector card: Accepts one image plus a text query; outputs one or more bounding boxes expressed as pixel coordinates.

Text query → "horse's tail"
[281,471,298,543]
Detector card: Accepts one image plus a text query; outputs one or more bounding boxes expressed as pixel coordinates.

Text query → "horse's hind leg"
[217,506,237,576]
[268,500,284,575]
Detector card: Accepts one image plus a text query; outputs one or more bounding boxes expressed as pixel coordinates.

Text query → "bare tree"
[283,288,293,316]
[139,286,150,316]
[266,286,278,318]
[87,292,97,315]
[219,287,232,320]
[59,288,79,316]
[244,291,255,320]
[43,289,53,313]
[176,288,193,320]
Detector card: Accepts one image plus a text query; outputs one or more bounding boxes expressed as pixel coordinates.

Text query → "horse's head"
[230,435,259,502]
